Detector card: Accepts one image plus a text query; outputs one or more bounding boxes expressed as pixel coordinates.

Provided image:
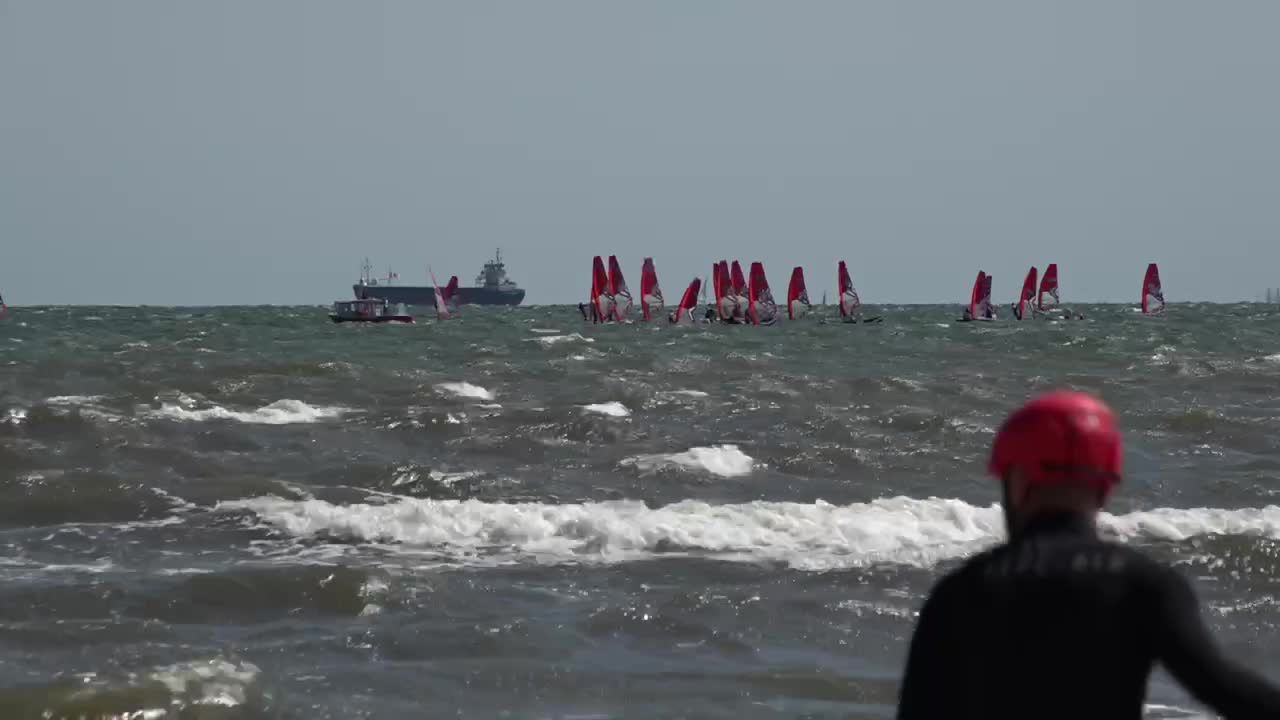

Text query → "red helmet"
[989,391,1123,489]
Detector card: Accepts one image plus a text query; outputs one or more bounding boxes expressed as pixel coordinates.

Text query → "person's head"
[989,391,1123,536]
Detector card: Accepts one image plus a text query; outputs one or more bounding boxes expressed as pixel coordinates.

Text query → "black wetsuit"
[897,512,1280,720]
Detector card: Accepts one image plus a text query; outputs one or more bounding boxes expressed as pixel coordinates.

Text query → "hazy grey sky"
[3,1,1277,305]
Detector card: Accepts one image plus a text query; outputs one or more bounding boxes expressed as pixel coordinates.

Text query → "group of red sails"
[959,263,1165,321]
[583,256,880,325]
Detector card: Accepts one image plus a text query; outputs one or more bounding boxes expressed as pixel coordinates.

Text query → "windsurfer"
[897,391,1280,719]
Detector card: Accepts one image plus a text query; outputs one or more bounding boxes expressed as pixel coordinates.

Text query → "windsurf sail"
[981,274,995,318]
[0,290,6,319]
[441,275,460,315]
[608,255,633,321]
[1142,263,1165,314]
[591,256,613,323]
[429,269,450,320]
[730,261,749,321]
[640,257,664,321]
[715,260,735,321]
[747,262,778,325]
[967,271,987,319]
[673,277,701,323]
[838,261,861,320]
[787,267,810,320]
[1038,263,1059,311]
[1015,266,1038,320]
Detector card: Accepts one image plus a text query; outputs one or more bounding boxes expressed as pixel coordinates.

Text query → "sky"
[2,1,1278,305]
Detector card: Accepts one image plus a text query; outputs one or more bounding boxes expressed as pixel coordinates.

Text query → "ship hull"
[353,285,525,307]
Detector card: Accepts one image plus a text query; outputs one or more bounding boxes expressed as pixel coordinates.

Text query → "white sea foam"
[1104,506,1280,541]
[45,395,108,406]
[139,659,260,710]
[435,382,494,401]
[147,399,347,425]
[427,470,483,487]
[530,333,594,347]
[946,418,993,435]
[1143,704,1212,719]
[621,445,755,478]
[219,495,1280,572]
[583,401,631,418]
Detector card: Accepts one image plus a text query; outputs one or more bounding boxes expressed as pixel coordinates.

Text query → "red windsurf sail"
[608,255,633,321]
[1015,266,1038,320]
[1038,263,1059,311]
[982,274,995,318]
[673,277,701,324]
[715,260,734,321]
[591,256,613,323]
[1142,263,1165,314]
[968,271,987,319]
[730,261,748,321]
[787,267,810,320]
[838,261,861,320]
[442,275,460,315]
[731,261,747,297]
[640,257,664,321]
[747,262,777,325]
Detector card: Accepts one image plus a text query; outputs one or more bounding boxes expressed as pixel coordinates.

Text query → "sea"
[1,304,1278,719]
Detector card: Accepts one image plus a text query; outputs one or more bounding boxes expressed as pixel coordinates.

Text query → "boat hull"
[353,285,524,307]
[330,314,414,324]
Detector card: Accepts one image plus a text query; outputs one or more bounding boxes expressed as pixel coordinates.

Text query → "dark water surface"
[2,304,1279,718]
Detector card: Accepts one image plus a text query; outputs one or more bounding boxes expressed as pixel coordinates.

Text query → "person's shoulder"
[1092,539,1188,592]
[929,545,1006,595]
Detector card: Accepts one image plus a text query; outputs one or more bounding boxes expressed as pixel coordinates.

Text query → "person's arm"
[897,574,959,719]
[1154,566,1280,718]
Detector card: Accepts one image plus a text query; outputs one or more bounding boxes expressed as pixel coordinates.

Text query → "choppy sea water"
[2,304,1279,719]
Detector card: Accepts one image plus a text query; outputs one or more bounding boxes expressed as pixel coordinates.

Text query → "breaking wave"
[583,401,631,418]
[219,495,1280,572]
[529,333,594,347]
[435,382,495,401]
[621,445,755,478]
[15,659,264,718]
[146,399,347,424]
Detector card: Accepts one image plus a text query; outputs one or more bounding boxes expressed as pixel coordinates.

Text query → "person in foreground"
[896,390,1280,720]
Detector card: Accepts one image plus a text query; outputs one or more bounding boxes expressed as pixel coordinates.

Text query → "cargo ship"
[353,250,525,307]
